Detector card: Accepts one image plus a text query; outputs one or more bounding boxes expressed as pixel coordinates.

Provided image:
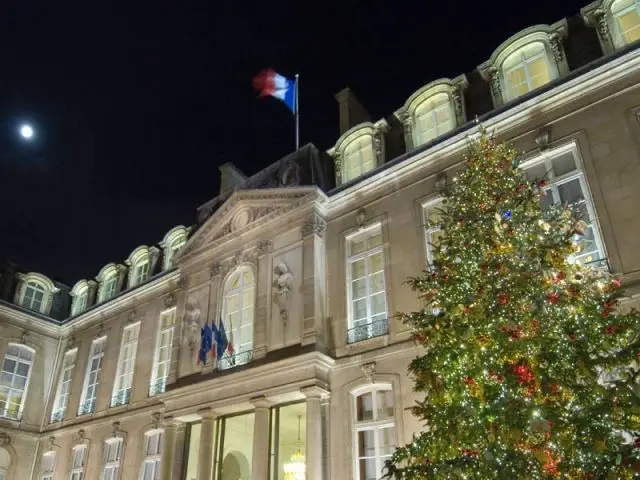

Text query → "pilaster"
[301,386,330,480]
[160,417,179,480]
[251,396,271,480]
[197,408,217,480]
[300,214,327,348]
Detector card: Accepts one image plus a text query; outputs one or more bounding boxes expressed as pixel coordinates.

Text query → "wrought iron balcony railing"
[50,410,64,423]
[110,388,131,407]
[149,377,167,397]
[78,398,96,416]
[346,318,389,344]
[217,350,253,371]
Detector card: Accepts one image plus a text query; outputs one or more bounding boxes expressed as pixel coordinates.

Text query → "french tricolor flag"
[252,69,297,114]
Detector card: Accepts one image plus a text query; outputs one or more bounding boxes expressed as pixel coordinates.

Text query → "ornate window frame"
[139,428,164,480]
[70,280,95,317]
[126,245,159,288]
[394,76,468,150]
[583,0,640,53]
[100,435,125,480]
[161,225,191,271]
[328,119,389,186]
[69,443,88,480]
[478,21,568,107]
[14,272,58,315]
[96,264,125,303]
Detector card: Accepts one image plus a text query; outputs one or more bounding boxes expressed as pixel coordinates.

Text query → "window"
[612,0,640,45]
[150,309,176,396]
[102,438,123,480]
[353,385,396,480]
[79,338,106,415]
[219,268,255,369]
[101,274,117,302]
[51,349,77,422]
[132,260,149,287]
[112,323,140,407]
[422,199,445,268]
[502,42,553,101]
[41,451,55,480]
[141,430,163,480]
[346,226,388,344]
[413,93,454,146]
[0,343,34,420]
[343,136,376,183]
[72,289,88,316]
[69,446,87,480]
[522,145,605,266]
[22,281,46,312]
[165,236,186,270]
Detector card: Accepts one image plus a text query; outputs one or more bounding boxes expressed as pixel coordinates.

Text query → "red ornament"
[547,292,560,305]
[464,376,476,386]
[539,179,548,188]
[479,202,487,210]
[600,309,611,318]
[512,363,535,385]
[550,383,559,394]
[605,325,617,336]
[461,449,480,457]
[464,305,473,314]
[516,183,527,192]
[498,293,509,305]
[496,375,504,383]
[611,279,622,289]
[553,271,566,283]
[635,438,640,449]
[568,333,577,342]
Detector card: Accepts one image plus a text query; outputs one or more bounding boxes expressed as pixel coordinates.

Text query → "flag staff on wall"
[253,69,300,150]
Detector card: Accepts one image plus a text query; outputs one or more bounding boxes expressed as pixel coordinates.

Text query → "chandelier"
[283,415,305,480]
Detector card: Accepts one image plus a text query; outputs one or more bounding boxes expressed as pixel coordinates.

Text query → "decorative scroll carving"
[164,292,176,309]
[534,126,552,151]
[67,335,77,351]
[184,300,202,353]
[127,309,137,323]
[151,411,162,429]
[301,213,327,238]
[488,68,502,100]
[273,262,294,323]
[73,430,86,444]
[20,330,28,345]
[452,87,464,121]
[47,436,56,450]
[111,421,124,437]
[210,262,222,278]
[356,208,367,229]
[549,34,564,64]
[256,240,272,256]
[95,323,105,339]
[362,362,377,383]
[435,172,448,191]
[589,9,610,42]
[333,151,343,182]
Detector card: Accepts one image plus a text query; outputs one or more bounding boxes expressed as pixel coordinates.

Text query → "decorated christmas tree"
[384,133,640,479]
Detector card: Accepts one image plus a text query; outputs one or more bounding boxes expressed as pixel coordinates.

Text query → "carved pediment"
[180,187,324,259]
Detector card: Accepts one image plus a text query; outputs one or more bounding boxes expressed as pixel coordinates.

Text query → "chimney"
[335,88,371,135]
[219,163,247,193]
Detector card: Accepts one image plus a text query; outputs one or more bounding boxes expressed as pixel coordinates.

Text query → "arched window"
[351,384,396,480]
[0,447,10,480]
[127,247,151,288]
[72,287,88,316]
[102,273,117,301]
[343,135,375,183]
[220,267,255,367]
[611,0,640,45]
[502,42,554,101]
[0,343,35,420]
[413,93,454,147]
[22,281,46,312]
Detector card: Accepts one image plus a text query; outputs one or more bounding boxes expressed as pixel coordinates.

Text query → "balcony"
[78,399,96,416]
[217,350,253,371]
[50,410,64,423]
[110,388,131,407]
[149,377,167,397]
[346,318,389,344]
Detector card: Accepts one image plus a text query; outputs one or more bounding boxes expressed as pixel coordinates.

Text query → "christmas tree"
[384,133,640,479]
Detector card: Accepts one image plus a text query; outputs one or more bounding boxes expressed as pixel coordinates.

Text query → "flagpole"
[295,73,300,151]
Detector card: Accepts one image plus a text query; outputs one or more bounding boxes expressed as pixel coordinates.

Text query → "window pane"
[378,426,397,455]
[277,402,306,480]
[221,413,254,480]
[557,178,585,206]
[356,393,374,421]
[552,151,576,177]
[376,390,394,420]
[357,430,376,456]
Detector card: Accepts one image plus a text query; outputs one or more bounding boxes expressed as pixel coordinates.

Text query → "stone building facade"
[1,1,640,478]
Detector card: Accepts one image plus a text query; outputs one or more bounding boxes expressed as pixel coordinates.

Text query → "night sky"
[0,0,588,284]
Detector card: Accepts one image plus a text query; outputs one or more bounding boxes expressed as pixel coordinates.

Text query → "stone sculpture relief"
[184,299,202,352]
[272,262,294,323]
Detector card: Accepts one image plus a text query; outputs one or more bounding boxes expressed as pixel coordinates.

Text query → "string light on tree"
[383,131,640,479]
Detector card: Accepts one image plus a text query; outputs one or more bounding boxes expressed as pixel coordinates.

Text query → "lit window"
[0,343,35,420]
[343,136,376,183]
[101,438,123,480]
[352,385,396,480]
[422,199,445,268]
[40,451,55,480]
[72,289,88,316]
[612,0,640,45]
[51,349,77,423]
[22,281,46,312]
[78,338,106,415]
[165,236,186,270]
[101,274,117,302]
[140,430,163,480]
[413,93,454,146]
[112,323,140,407]
[69,445,87,480]
[150,309,176,396]
[219,268,255,369]
[502,42,553,101]
[346,225,388,344]
[522,145,605,266]
[133,260,150,287]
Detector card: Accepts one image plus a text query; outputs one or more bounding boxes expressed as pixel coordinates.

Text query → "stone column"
[197,409,217,480]
[321,395,332,480]
[302,386,329,480]
[251,396,271,480]
[160,417,178,480]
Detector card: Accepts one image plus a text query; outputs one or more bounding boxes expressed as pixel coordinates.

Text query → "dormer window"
[161,226,190,270]
[104,274,117,300]
[328,120,388,187]
[612,0,640,44]
[96,265,122,303]
[478,22,568,107]
[127,246,159,288]
[73,289,87,316]
[14,273,57,315]
[343,135,375,183]
[133,260,149,286]
[394,77,467,150]
[502,42,553,101]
